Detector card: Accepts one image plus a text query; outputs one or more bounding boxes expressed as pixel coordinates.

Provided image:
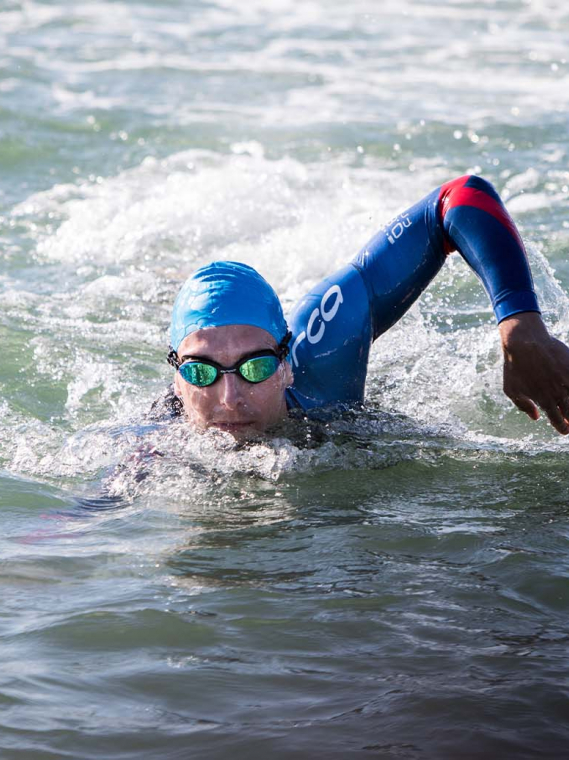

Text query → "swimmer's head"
[168,262,293,437]
[170,260,289,352]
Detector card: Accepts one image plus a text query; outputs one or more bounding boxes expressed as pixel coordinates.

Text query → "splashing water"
[2,1,569,758]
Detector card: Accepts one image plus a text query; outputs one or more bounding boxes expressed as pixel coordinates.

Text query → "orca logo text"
[291,284,343,366]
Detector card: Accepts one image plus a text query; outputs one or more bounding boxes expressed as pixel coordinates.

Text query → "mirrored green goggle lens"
[179,355,280,387]
[239,355,280,383]
[179,362,218,387]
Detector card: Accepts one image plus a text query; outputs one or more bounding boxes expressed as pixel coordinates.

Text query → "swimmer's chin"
[183,419,264,440]
[187,418,288,440]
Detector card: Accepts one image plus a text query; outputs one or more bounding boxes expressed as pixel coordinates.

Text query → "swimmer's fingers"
[505,378,569,434]
[541,400,569,435]
[558,394,569,424]
[507,392,539,421]
[506,389,569,435]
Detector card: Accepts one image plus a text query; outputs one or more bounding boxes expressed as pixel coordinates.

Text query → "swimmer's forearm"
[439,175,540,322]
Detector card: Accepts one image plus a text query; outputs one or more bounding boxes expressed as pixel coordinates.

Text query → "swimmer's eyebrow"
[179,347,278,364]
[179,353,215,363]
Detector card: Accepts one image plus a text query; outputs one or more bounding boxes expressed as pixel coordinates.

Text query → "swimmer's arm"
[353,174,540,339]
[440,176,569,434]
[354,174,569,432]
[438,175,539,322]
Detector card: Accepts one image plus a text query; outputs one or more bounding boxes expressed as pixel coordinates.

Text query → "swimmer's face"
[173,324,293,438]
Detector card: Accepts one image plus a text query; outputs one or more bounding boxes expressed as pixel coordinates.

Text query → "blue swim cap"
[170,261,288,352]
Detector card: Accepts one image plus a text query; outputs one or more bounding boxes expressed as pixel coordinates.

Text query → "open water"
[1,1,569,758]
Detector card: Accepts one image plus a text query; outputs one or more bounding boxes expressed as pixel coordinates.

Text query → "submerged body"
[167,175,569,436]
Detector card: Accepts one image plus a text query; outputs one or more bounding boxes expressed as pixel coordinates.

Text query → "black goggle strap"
[167,347,181,369]
[167,329,292,369]
[277,330,292,361]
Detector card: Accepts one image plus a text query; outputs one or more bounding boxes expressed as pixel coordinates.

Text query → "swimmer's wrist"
[498,311,549,351]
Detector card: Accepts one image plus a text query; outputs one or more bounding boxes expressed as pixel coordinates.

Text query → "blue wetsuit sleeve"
[352,186,447,340]
[436,174,539,323]
[287,174,539,411]
[353,174,540,340]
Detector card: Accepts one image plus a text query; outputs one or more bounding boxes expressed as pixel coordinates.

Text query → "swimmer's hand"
[499,312,569,434]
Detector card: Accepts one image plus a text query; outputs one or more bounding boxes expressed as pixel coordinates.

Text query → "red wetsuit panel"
[438,175,525,255]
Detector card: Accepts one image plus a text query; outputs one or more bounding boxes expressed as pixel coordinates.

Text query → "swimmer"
[164,175,569,437]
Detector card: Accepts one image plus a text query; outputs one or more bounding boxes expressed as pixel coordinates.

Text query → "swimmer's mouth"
[211,421,256,433]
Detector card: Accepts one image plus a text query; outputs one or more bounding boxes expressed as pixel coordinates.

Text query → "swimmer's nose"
[218,372,245,410]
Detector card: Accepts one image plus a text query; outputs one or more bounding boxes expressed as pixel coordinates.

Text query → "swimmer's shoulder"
[148,384,183,421]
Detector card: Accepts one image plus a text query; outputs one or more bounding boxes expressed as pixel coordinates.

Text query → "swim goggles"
[167,332,292,388]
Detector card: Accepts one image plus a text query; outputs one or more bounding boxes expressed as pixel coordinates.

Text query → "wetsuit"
[285,175,540,412]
